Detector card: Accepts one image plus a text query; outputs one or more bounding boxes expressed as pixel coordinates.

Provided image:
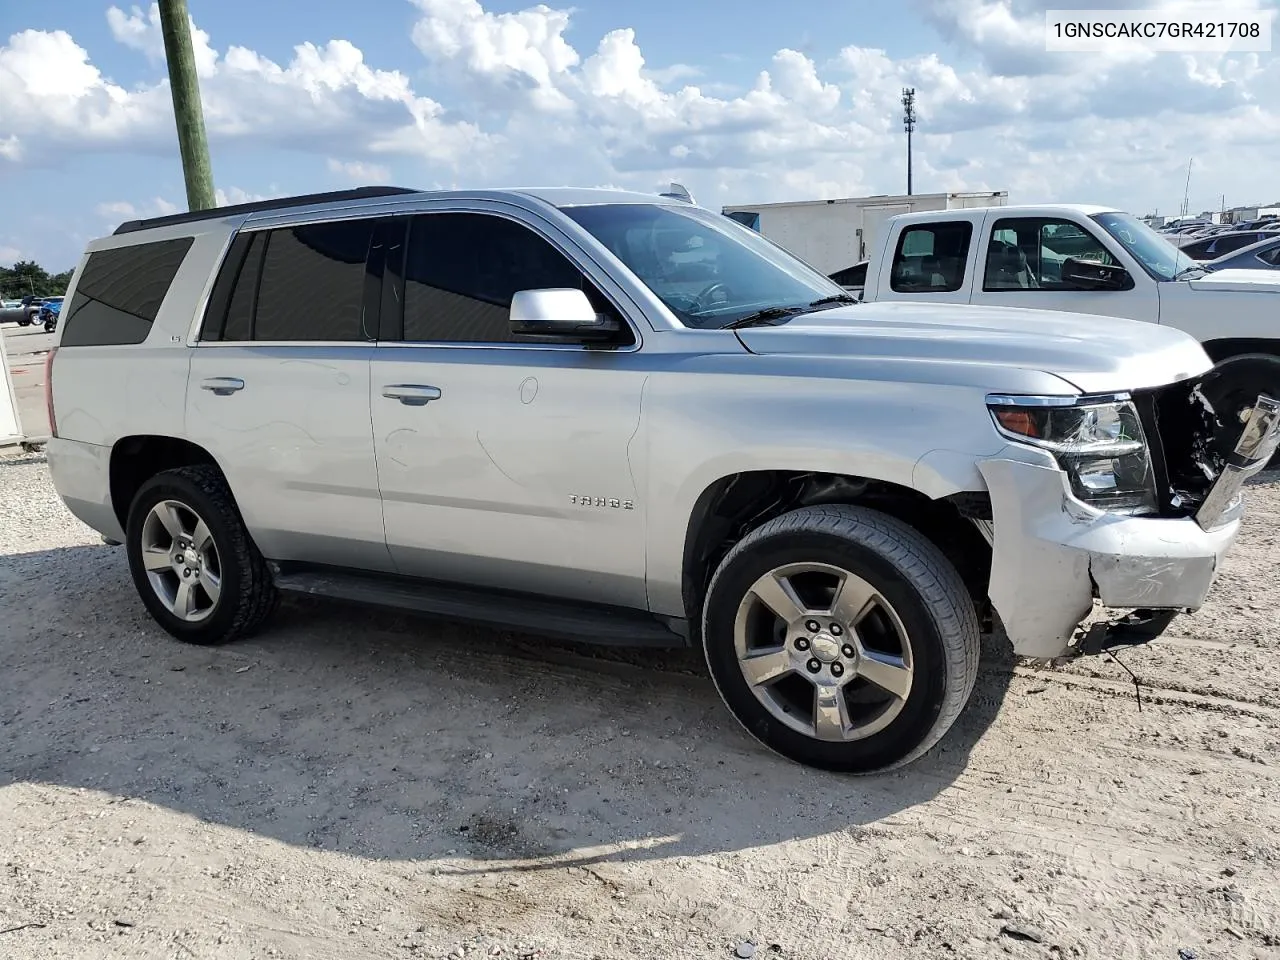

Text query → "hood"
[1188,268,1280,292]
[734,300,1212,394]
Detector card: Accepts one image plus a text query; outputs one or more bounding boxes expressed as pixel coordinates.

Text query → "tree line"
[1,261,74,300]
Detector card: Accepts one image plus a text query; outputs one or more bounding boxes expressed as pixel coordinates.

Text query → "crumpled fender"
[977,452,1237,660]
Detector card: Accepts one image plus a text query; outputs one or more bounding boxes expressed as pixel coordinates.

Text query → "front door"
[968,214,1160,323]
[369,207,649,608]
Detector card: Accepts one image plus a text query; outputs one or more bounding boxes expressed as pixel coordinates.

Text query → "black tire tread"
[141,464,278,644]
[703,502,981,772]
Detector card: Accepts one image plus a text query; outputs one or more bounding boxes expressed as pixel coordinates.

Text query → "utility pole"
[158,0,215,210]
[902,88,916,196]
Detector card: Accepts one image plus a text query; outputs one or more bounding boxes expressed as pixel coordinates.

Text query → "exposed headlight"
[986,394,1157,515]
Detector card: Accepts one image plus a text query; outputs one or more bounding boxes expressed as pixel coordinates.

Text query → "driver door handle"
[382,384,442,406]
[200,377,244,395]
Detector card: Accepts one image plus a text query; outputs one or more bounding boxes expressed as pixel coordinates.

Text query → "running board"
[270,564,688,648]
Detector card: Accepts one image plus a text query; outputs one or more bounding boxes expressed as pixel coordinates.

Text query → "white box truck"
[722,190,1009,281]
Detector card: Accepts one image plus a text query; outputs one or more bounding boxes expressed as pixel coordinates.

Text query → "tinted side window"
[984,217,1115,291]
[1258,246,1280,266]
[199,232,255,341]
[1217,233,1263,255]
[61,237,193,347]
[253,220,374,342]
[402,213,587,343]
[889,222,972,293]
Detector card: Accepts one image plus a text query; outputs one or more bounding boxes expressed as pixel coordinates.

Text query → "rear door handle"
[200,377,244,395]
[382,384,442,406]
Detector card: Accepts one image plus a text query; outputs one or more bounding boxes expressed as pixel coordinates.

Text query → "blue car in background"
[1202,234,1280,272]
[38,296,64,331]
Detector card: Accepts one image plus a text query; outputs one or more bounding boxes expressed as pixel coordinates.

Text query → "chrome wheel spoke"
[199,569,221,606]
[749,572,806,623]
[191,518,213,553]
[829,573,877,628]
[173,580,196,620]
[142,546,172,572]
[813,684,852,741]
[156,502,186,541]
[856,649,913,700]
[740,646,793,687]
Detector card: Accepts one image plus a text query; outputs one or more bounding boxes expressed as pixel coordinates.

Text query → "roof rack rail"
[111,185,422,236]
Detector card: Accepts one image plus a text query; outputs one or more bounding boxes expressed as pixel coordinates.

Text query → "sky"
[2,0,1279,270]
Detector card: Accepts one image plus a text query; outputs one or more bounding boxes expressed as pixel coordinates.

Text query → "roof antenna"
[659,182,694,204]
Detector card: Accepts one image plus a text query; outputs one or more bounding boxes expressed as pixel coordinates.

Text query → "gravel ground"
[2,452,1278,960]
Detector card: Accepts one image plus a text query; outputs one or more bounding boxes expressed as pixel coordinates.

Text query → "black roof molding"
[111,186,422,236]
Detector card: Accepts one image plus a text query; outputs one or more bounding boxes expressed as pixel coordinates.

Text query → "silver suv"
[44,186,1280,773]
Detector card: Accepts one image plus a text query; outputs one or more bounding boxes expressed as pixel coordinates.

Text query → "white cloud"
[327,158,393,182]
[214,186,274,206]
[106,2,218,77]
[0,11,491,169]
[3,0,1280,240]
[0,245,24,265]
[95,197,179,221]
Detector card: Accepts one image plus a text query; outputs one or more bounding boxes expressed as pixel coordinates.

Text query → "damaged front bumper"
[975,395,1280,660]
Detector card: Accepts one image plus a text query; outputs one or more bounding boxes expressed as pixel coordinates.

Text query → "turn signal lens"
[993,408,1039,438]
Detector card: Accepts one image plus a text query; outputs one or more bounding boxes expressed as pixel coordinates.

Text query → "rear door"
[188,217,393,572]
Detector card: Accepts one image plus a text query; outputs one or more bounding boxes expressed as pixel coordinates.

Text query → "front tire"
[701,504,980,773]
[125,465,278,645]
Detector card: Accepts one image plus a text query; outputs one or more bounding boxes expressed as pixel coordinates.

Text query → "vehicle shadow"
[0,537,1014,874]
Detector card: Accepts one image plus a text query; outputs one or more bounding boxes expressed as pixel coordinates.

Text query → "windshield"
[561,202,846,328]
[1090,211,1200,281]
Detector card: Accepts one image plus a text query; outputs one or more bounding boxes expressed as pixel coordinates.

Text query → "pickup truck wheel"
[701,504,980,773]
[125,465,279,645]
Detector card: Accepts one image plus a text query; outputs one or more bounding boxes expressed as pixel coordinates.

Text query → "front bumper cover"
[975,395,1280,659]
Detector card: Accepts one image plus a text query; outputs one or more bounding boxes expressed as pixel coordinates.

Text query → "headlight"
[986,393,1157,515]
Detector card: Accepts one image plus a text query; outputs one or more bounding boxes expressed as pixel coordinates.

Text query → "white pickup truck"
[858,204,1280,457]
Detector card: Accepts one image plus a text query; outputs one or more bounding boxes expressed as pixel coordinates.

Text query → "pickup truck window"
[888,222,972,293]
[1091,211,1198,281]
[983,217,1115,291]
[563,203,842,329]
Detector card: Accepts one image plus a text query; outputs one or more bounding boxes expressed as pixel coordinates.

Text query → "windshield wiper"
[807,293,858,307]
[1174,265,1207,280]
[721,306,805,330]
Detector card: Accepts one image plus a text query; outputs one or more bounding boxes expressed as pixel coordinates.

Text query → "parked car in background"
[0,299,27,324]
[41,185,1280,773]
[1202,234,1280,272]
[1180,230,1280,260]
[18,295,46,325]
[39,296,64,331]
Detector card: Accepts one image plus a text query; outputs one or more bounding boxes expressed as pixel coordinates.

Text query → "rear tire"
[125,465,278,645]
[701,504,980,773]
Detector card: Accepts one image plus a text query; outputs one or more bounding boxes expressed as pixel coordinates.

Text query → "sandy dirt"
[1,452,1278,960]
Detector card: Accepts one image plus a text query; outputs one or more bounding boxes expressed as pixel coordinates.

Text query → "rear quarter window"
[60,237,194,347]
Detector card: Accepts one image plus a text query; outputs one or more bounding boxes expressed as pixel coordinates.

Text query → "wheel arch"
[1200,338,1280,364]
[109,435,225,531]
[678,469,992,646]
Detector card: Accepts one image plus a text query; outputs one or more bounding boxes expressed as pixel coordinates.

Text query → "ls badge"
[570,495,634,510]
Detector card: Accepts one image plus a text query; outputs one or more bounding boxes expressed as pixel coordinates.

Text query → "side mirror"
[1060,257,1133,291]
[508,288,621,341]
